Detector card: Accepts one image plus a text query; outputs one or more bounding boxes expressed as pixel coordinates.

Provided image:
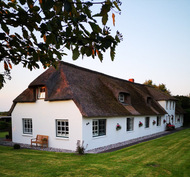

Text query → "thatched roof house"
[11,61,184,152]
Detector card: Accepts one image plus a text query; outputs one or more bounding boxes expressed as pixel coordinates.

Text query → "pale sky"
[0,0,190,112]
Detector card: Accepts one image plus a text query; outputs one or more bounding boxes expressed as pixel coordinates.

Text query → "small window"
[118,92,131,104]
[38,87,46,99]
[147,97,152,105]
[166,101,168,110]
[56,119,69,138]
[92,119,106,137]
[126,118,134,131]
[145,117,150,128]
[157,116,161,126]
[23,118,32,134]
[118,93,125,103]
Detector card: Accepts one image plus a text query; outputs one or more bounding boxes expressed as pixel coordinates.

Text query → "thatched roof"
[13,61,173,117]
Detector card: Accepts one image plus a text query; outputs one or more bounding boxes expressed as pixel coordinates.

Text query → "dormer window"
[147,97,152,106]
[118,92,131,104]
[118,93,125,103]
[37,87,46,99]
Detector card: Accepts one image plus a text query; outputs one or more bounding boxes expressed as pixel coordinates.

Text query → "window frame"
[92,119,106,137]
[157,116,161,126]
[118,93,125,103]
[126,117,134,131]
[37,86,46,99]
[22,118,33,135]
[56,119,69,138]
[145,117,150,128]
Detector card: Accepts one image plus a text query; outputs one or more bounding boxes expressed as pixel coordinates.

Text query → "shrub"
[13,144,20,149]
[76,140,87,155]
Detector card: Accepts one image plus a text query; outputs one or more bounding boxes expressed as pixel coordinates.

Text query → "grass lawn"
[0,129,190,177]
[0,132,8,138]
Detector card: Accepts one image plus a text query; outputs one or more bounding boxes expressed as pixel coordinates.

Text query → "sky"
[0,0,190,112]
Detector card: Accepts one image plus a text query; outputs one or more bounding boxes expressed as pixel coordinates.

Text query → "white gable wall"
[12,100,82,151]
[158,100,183,127]
[82,115,166,151]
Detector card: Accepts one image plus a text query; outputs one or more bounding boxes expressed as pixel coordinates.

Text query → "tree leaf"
[102,13,108,25]
[89,22,101,33]
[98,51,103,62]
[0,33,6,40]
[72,47,80,60]
[1,23,10,34]
[110,46,115,61]
[43,34,46,42]
[112,13,115,26]
[19,0,26,5]
[4,61,9,71]
[64,1,72,12]
[22,28,28,39]
[113,1,121,11]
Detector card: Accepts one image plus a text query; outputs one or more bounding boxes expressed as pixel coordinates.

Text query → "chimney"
[128,78,134,83]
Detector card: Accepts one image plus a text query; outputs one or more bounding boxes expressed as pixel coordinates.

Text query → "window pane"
[92,119,106,137]
[23,118,32,134]
[145,117,149,128]
[127,118,134,131]
[56,120,69,138]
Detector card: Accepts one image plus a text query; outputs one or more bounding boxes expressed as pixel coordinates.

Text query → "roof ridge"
[60,61,143,86]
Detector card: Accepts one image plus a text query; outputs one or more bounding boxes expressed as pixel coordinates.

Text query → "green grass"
[0,129,190,177]
[0,132,8,138]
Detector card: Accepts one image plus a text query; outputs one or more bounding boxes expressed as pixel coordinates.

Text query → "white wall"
[158,100,184,127]
[12,100,82,151]
[82,115,166,150]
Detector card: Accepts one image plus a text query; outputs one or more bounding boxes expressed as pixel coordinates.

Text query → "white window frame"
[92,119,106,137]
[56,119,69,138]
[22,118,33,134]
[118,93,125,103]
[145,117,150,128]
[37,87,46,99]
[173,102,175,110]
[157,116,161,126]
[126,118,134,131]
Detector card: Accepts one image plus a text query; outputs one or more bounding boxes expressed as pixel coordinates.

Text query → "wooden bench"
[31,135,49,148]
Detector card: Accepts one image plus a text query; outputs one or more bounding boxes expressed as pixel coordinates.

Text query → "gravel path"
[0,127,188,154]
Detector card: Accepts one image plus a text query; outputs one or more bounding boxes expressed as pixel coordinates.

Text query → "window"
[56,119,69,138]
[92,119,106,137]
[38,87,46,99]
[157,116,161,126]
[118,93,125,103]
[118,92,131,104]
[145,117,150,128]
[126,118,134,131]
[147,97,152,106]
[166,101,168,110]
[23,118,32,134]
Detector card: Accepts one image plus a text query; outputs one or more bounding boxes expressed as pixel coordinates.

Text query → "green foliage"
[0,121,10,131]
[175,95,190,109]
[175,95,190,126]
[0,129,190,176]
[0,112,9,116]
[144,79,171,95]
[0,0,122,88]
[13,144,21,149]
[0,131,8,138]
[76,140,86,155]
